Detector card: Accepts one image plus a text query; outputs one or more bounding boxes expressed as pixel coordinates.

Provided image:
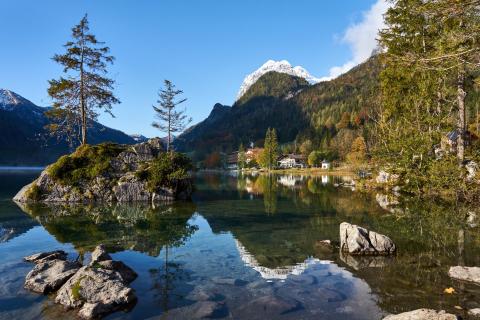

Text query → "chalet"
[441,129,476,153]
[278,154,307,169]
[321,160,331,170]
[226,152,238,170]
[226,148,262,170]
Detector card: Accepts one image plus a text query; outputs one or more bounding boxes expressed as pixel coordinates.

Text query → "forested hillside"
[175,56,381,162]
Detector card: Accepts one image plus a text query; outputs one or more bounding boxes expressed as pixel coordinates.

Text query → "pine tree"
[259,128,278,170]
[269,128,279,169]
[152,80,192,152]
[47,14,119,145]
[238,143,246,169]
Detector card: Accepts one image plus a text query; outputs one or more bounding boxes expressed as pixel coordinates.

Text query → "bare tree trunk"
[457,67,466,162]
[80,26,87,145]
[167,109,171,152]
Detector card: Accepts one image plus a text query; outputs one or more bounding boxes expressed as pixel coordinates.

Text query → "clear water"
[0,171,479,319]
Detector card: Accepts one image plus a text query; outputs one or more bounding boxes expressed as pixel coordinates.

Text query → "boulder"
[340,222,396,255]
[24,250,67,263]
[24,259,81,294]
[89,244,111,264]
[448,266,480,284]
[55,265,136,319]
[95,260,137,284]
[383,309,458,320]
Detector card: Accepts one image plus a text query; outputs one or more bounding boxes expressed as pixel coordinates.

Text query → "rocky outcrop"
[340,222,396,255]
[24,245,138,319]
[383,309,458,319]
[13,138,193,203]
[448,266,480,285]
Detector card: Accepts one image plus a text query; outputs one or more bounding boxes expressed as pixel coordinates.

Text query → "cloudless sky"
[0,0,379,137]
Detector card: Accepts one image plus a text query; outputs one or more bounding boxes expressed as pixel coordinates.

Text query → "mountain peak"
[0,89,32,110]
[236,60,320,100]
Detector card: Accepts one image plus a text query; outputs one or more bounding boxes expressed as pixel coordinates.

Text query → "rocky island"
[13,138,193,203]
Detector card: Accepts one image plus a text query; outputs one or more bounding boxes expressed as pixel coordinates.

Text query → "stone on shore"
[340,222,396,255]
[383,309,458,320]
[24,259,81,294]
[448,266,480,284]
[468,308,480,317]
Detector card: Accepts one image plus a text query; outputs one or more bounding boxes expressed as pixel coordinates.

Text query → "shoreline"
[199,167,356,176]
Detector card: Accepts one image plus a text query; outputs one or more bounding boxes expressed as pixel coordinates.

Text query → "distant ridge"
[0,89,140,166]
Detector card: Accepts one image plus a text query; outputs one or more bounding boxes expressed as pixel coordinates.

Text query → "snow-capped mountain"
[0,89,33,110]
[130,134,148,143]
[236,60,321,100]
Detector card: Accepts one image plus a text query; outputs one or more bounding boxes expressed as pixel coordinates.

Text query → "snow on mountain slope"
[236,60,321,100]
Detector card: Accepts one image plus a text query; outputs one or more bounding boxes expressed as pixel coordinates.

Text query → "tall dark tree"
[259,128,279,170]
[47,14,119,146]
[152,80,191,152]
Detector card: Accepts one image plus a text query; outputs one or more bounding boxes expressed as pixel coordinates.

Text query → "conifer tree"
[152,80,192,152]
[47,14,119,145]
[259,128,278,170]
[238,143,246,169]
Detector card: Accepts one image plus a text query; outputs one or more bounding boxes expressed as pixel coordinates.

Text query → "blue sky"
[0,0,386,137]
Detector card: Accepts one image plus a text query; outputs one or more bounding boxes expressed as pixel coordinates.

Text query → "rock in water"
[55,266,136,319]
[340,222,396,255]
[24,259,81,294]
[24,245,137,319]
[24,250,68,263]
[383,309,458,319]
[448,266,480,285]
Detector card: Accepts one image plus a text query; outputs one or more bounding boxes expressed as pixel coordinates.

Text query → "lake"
[0,170,479,319]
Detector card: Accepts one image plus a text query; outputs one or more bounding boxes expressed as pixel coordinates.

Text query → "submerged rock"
[24,259,81,294]
[448,266,480,284]
[13,138,193,203]
[340,222,396,255]
[383,309,458,319]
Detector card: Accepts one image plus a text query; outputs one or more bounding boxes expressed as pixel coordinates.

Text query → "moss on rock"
[47,143,126,186]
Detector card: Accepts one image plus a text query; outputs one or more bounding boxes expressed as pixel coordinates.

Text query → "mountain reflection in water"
[0,171,479,319]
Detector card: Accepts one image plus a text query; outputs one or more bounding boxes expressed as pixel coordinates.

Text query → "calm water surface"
[0,171,479,319]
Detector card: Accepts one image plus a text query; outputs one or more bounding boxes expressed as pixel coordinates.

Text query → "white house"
[277,154,306,169]
[321,160,331,170]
